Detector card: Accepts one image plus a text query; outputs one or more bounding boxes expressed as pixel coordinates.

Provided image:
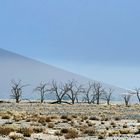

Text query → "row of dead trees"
[10,79,140,106]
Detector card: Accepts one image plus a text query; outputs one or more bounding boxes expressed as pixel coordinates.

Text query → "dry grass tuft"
[64,128,79,139]
[48,122,54,128]
[83,128,97,136]
[9,132,24,140]
[119,128,131,134]
[17,127,33,137]
[0,125,14,136]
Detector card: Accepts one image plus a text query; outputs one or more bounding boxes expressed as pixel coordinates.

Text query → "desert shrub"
[81,115,88,121]
[101,121,105,125]
[48,123,54,128]
[71,115,77,118]
[97,131,107,139]
[110,121,116,128]
[79,124,88,132]
[46,116,51,122]
[87,121,96,127]
[18,127,33,137]
[9,132,24,140]
[137,119,140,123]
[0,125,14,136]
[84,128,96,136]
[114,116,121,121]
[38,116,46,125]
[123,124,128,128]
[119,128,131,134]
[100,114,109,121]
[50,115,59,120]
[55,131,63,136]
[101,117,109,121]
[64,128,78,139]
[108,132,113,137]
[109,130,120,136]
[61,115,68,120]
[13,115,22,122]
[66,116,72,121]
[32,126,44,133]
[1,114,10,119]
[89,116,99,121]
[98,134,106,139]
[61,128,69,134]
[134,125,140,134]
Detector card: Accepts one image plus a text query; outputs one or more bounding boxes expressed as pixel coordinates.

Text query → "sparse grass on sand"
[0,102,140,139]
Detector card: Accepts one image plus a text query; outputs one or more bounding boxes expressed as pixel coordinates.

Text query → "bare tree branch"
[34,82,49,103]
[10,80,29,103]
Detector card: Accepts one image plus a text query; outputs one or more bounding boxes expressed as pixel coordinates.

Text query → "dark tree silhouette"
[130,88,140,103]
[49,80,70,104]
[102,88,114,105]
[10,80,29,103]
[122,93,131,106]
[34,82,49,103]
[83,82,96,104]
[93,82,104,105]
[66,80,83,104]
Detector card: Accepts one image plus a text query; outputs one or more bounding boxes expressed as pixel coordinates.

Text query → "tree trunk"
[16,98,19,103]
[107,100,110,105]
[97,95,99,105]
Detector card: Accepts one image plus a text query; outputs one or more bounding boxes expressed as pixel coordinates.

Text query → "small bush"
[97,131,107,139]
[38,116,46,125]
[61,115,68,119]
[0,125,14,136]
[9,132,24,140]
[114,116,121,121]
[84,128,96,136]
[48,123,54,128]
[55,131,63,136]
[109,130,120,136]
[18,127,33,137]
[137,119,140,123]
[46,116,51,122]
[64,128,78,139]
[119,128,131,134]
[61,128,69,134]
[89,116,99,121]
[135,125,140,134]
[1,114,10,119]
[110,121,116,128]
[32,126,44,133]
[71,115,77,118]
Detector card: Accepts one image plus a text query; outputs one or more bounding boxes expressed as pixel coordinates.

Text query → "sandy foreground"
[0,101,140,140]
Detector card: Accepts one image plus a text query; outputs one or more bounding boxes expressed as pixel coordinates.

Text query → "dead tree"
[93,82,104,105]
[66,80,83,104]
[49,80,70,104]
[122,93,131,106]
[83,82,96,104]
[34,82,49,103]
[102,88,114,105]
[10,80,29,103]
[130,88,140,103]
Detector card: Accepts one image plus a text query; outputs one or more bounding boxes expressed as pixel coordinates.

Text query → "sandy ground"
[0,101,140,139]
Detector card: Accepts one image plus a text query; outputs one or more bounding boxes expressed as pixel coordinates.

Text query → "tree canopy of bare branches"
[83,82,96,104]
[93,82,104,105]
[102,88,114,105]
[66,80,83,104]
[49,80,70,104]
[122,93,131,106]
[129,88,140,103]
[34,82,49,103]
[10,80,29,103]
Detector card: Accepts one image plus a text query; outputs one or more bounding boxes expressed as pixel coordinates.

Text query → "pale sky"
[0,0,140,89]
